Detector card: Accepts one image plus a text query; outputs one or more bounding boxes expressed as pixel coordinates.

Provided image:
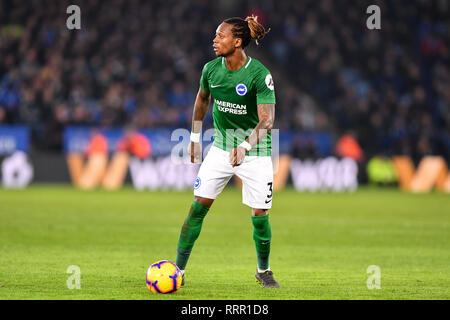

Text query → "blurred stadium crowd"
[0,0,449,163]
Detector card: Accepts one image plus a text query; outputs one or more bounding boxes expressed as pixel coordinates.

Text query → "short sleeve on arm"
[255,71,276,105]
[199,64,210,94]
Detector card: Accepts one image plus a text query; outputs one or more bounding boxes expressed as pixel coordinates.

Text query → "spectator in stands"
[0,0,447,164]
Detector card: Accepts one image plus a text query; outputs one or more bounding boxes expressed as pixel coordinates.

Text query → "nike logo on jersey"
[211,84,222,88]
[265,199,272,204]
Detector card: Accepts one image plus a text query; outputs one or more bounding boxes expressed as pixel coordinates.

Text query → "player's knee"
[252,208,268,216]
[194,196,214,209]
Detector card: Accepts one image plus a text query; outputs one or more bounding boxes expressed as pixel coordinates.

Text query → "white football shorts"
[193,146,274,209]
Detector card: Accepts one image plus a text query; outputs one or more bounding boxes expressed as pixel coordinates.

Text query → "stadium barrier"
[445,174,450,192]
[367,156,398,185]
[273,154,292,190]
[102,152,130,190]
[392,155,449,193]
[129,156,199,190]
[76,153,108,189]
[2,125,449,193]
[1,151,33,188]
[289,157,358,192]
[392,156,415,190]
[409,156,448,193]
[0,125,33,188]
[67,152,130,190]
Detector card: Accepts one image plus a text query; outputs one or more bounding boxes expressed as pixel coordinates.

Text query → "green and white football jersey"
[200,56,276,156]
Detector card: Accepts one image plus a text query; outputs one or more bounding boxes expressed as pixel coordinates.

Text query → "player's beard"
[214,45,235,58]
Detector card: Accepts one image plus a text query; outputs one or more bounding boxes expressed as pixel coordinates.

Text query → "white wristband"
[190,132,200,143]
[239,141,252,151]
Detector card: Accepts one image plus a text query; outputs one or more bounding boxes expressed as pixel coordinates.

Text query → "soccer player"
[175,15,280,288]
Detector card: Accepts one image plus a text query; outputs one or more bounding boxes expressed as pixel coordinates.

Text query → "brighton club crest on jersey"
[235,83,248,96]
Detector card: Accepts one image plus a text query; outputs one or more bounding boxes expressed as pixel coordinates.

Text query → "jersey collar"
[222,56,252,72]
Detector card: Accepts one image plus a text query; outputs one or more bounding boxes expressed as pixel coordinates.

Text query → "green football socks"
[176,203,271,273]
[252,214,272,271]
[176,201,209,270]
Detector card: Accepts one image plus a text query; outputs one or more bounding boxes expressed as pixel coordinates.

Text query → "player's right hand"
[188,141,202,163]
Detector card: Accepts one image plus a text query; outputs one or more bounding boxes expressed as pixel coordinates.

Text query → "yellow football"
[146,260,182,294]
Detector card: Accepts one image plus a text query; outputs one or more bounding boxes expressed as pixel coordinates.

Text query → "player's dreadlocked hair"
[223,15,270,47]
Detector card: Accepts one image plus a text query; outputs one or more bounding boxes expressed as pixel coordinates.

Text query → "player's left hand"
[229,146,246,167]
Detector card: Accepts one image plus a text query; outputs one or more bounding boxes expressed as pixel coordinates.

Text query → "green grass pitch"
[0,185,449,300]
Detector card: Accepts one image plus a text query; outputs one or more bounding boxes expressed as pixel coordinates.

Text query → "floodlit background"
[0,0,449,300]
